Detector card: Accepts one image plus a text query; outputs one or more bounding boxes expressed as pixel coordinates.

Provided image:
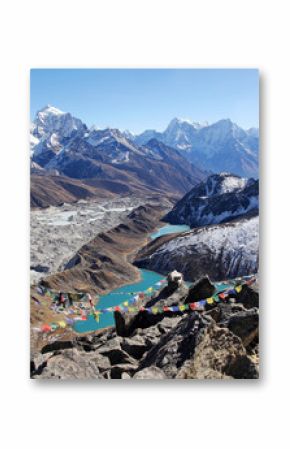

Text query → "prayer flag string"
[36,276,256,334]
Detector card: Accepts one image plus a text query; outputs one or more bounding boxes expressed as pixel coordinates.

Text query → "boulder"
[208,303,259,348]
[211,303,247,324]
[176,324,259,379]
[236,284,259,309]
[114,309,162,337]
[32,348,103,379]
[120,336,149,359]
[227,309,259,347]
[138,313,207,378]
[185,276,215,303]
[145,282,188,308]
[114,281,189,337]
[89,354,111,372]
[133,367,167,379]
[96,336,138,366]
[109,363,139,379]
[98,346,136,366]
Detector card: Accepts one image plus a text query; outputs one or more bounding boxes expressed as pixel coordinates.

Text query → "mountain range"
[30,106,206,206]
[30,106,259,207]
[131,117,259,178]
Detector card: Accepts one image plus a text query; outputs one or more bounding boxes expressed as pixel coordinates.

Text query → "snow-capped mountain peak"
[166,117,207,130]
[132,117,259,177]
[30,106,259,179]
[37,104,65,116]
[122,129,136,140]
[33,105,86,139]
[31,105,87,164]
[204,173,248,195]
[165,173,259,228]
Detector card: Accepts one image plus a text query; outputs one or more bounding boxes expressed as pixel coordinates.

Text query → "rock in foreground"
[31,276,259,380]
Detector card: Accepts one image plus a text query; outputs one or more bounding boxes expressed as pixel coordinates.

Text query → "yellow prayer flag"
[235,285,242,293]
[58,320,66,328]
[94,312,100,322]
[207,297,214,305]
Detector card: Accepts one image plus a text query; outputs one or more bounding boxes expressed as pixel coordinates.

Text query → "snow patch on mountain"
[136,216,259,281]
[205,172,248,195]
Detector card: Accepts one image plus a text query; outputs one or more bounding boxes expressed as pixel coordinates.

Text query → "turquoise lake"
[150,224,190,239]
[73,223,231,333]
[73,268,165,333]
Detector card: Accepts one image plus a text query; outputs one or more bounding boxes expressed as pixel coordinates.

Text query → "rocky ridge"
[164,173,259,228]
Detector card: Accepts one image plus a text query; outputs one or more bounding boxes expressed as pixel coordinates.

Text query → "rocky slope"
[164,173,259,227]
[31,275,259,379]
[40,202,171,294]
[30,174,118,208]
[135,216,259,282]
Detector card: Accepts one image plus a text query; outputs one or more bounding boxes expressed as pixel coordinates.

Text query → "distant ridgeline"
[30,106,258,206]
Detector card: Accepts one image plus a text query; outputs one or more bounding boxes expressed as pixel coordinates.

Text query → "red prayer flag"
[41,324,51,332]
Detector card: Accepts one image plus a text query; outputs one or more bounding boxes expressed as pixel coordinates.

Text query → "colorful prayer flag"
[58,321,66,328]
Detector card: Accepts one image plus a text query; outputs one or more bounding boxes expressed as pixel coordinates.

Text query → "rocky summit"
[30,274,259,379]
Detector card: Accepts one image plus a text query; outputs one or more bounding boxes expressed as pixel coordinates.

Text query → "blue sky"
[30,69,259,133]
